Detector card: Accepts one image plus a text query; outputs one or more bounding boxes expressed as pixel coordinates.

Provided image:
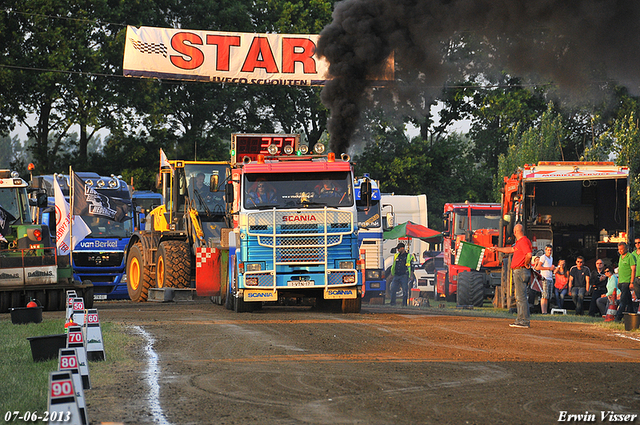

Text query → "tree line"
[1,0,639,231]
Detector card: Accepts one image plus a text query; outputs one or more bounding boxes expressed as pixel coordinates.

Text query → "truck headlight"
[339,261,354,269]
[366,270,381,279]
[246,263,262,272]
[342,275,356,283]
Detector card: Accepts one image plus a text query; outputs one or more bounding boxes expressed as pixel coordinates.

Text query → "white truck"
[380,194,435,296]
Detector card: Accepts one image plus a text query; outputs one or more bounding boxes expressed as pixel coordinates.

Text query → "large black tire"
[35,290,46,309]
[82,283,94,309]
[156,241,191,289]
[341,296,362,313]
[11,291,22,308]
[46,290,60,312]
[0,292,10,313]
[457,272,485,307]
[127,242,153,302]
[234,294,259,313]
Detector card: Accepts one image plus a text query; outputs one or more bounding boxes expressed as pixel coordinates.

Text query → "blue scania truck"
[32,173,134,301]
[226,134,369,313]
[355,176,385,302]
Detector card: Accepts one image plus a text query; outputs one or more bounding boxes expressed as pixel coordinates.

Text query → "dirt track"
[81,301,640,424]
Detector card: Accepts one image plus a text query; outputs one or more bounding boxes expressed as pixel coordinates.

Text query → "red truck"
[437,202,502,306]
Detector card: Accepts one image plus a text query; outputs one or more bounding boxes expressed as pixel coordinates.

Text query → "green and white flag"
[455,241,485,271]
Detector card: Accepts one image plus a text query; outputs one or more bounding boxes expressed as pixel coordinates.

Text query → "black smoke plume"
[317,0,640,154]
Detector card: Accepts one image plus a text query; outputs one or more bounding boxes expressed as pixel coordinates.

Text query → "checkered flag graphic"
[130,38,168,58]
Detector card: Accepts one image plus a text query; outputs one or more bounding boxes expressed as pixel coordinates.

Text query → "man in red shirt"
[490,223,533,328]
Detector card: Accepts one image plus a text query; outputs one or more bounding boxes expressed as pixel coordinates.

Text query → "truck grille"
[73,252,124,267]
[248,209,352,265]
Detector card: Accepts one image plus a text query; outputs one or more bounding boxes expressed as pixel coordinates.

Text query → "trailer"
[497,161,631,308]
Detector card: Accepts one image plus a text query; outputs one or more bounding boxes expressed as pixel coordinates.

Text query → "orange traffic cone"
[604,290,617,322]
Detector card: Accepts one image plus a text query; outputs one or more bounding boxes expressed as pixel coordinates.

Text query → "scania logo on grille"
[283,214,317,222]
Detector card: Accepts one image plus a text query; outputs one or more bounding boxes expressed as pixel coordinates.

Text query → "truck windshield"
[84,215,133,238]
[357,199,381,229]
[185,164,228,215]
[0,187,31,224]
[454,209,501,235]
[243,171,354,210]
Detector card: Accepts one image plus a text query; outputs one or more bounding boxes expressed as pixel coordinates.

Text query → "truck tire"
[46,290,60,312]
[341,296,362,313]
[234,294,260,313]
[156,241,191,289]
[0,292,10,313]
[11,291,22,308]
[127,242,153,302]
[457,272,485,307]
[82,283,94,309]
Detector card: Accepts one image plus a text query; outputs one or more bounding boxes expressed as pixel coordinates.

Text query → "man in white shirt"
[537,244,554,314]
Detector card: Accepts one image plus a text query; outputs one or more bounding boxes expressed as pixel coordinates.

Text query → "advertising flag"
[72,173,130,222]
[54,176,91,255]
[160,148,173,172]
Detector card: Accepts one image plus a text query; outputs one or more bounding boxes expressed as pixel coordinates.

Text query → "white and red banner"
[54,176,91,255]
[123,25,393,86]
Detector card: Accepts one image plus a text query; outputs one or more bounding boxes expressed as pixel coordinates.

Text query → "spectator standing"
[595,267,618,317]
[588,259,607,317]
[568,256,590,315]
[633,238,640,306]
[614,242,636,322]
[554,259,569,309]
[389,243,412,307]
[537,245,554,314]
[490,223,532,328]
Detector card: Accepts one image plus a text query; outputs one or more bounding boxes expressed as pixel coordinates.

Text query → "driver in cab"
[315,179,342,198]
[248,179,276,206]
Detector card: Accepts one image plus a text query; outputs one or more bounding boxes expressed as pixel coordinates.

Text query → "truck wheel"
[82,283,94,309]
[127,242,153,302]
[341,296,362,313]
[0,292,10,313]
[156,241,191,289]
[35,290,46,309]
[457,273,471,306]
[457,272,485,307]
[46,290,60,311]
[11,291,22,308]
[234,294,256,313]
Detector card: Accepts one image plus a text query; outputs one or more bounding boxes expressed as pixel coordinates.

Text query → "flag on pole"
[160,148,173,172]
[54,176,90,255]
[72,172,130,222]
[455,241,486,271]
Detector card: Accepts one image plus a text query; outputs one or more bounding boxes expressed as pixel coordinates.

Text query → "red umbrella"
[383,221,442,243]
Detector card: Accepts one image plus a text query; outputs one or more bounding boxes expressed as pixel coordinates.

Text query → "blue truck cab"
[227,134,368,313]
[33,173,134,300]
[131,190,163,230]
[355,176,385,301]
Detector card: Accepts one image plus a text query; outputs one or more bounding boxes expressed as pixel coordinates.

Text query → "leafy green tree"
[495,102,567,197]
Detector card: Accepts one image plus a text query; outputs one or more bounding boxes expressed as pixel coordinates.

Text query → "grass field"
[0,315,137,424]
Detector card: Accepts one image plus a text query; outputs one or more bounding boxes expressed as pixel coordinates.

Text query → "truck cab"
[438,202,502,305]
[33,173,134,300]
[228,134,364,313]
[355,176,385,302]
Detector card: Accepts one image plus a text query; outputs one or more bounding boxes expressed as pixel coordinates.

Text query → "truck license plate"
[288,280,314,287]
[94,294,107,300]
